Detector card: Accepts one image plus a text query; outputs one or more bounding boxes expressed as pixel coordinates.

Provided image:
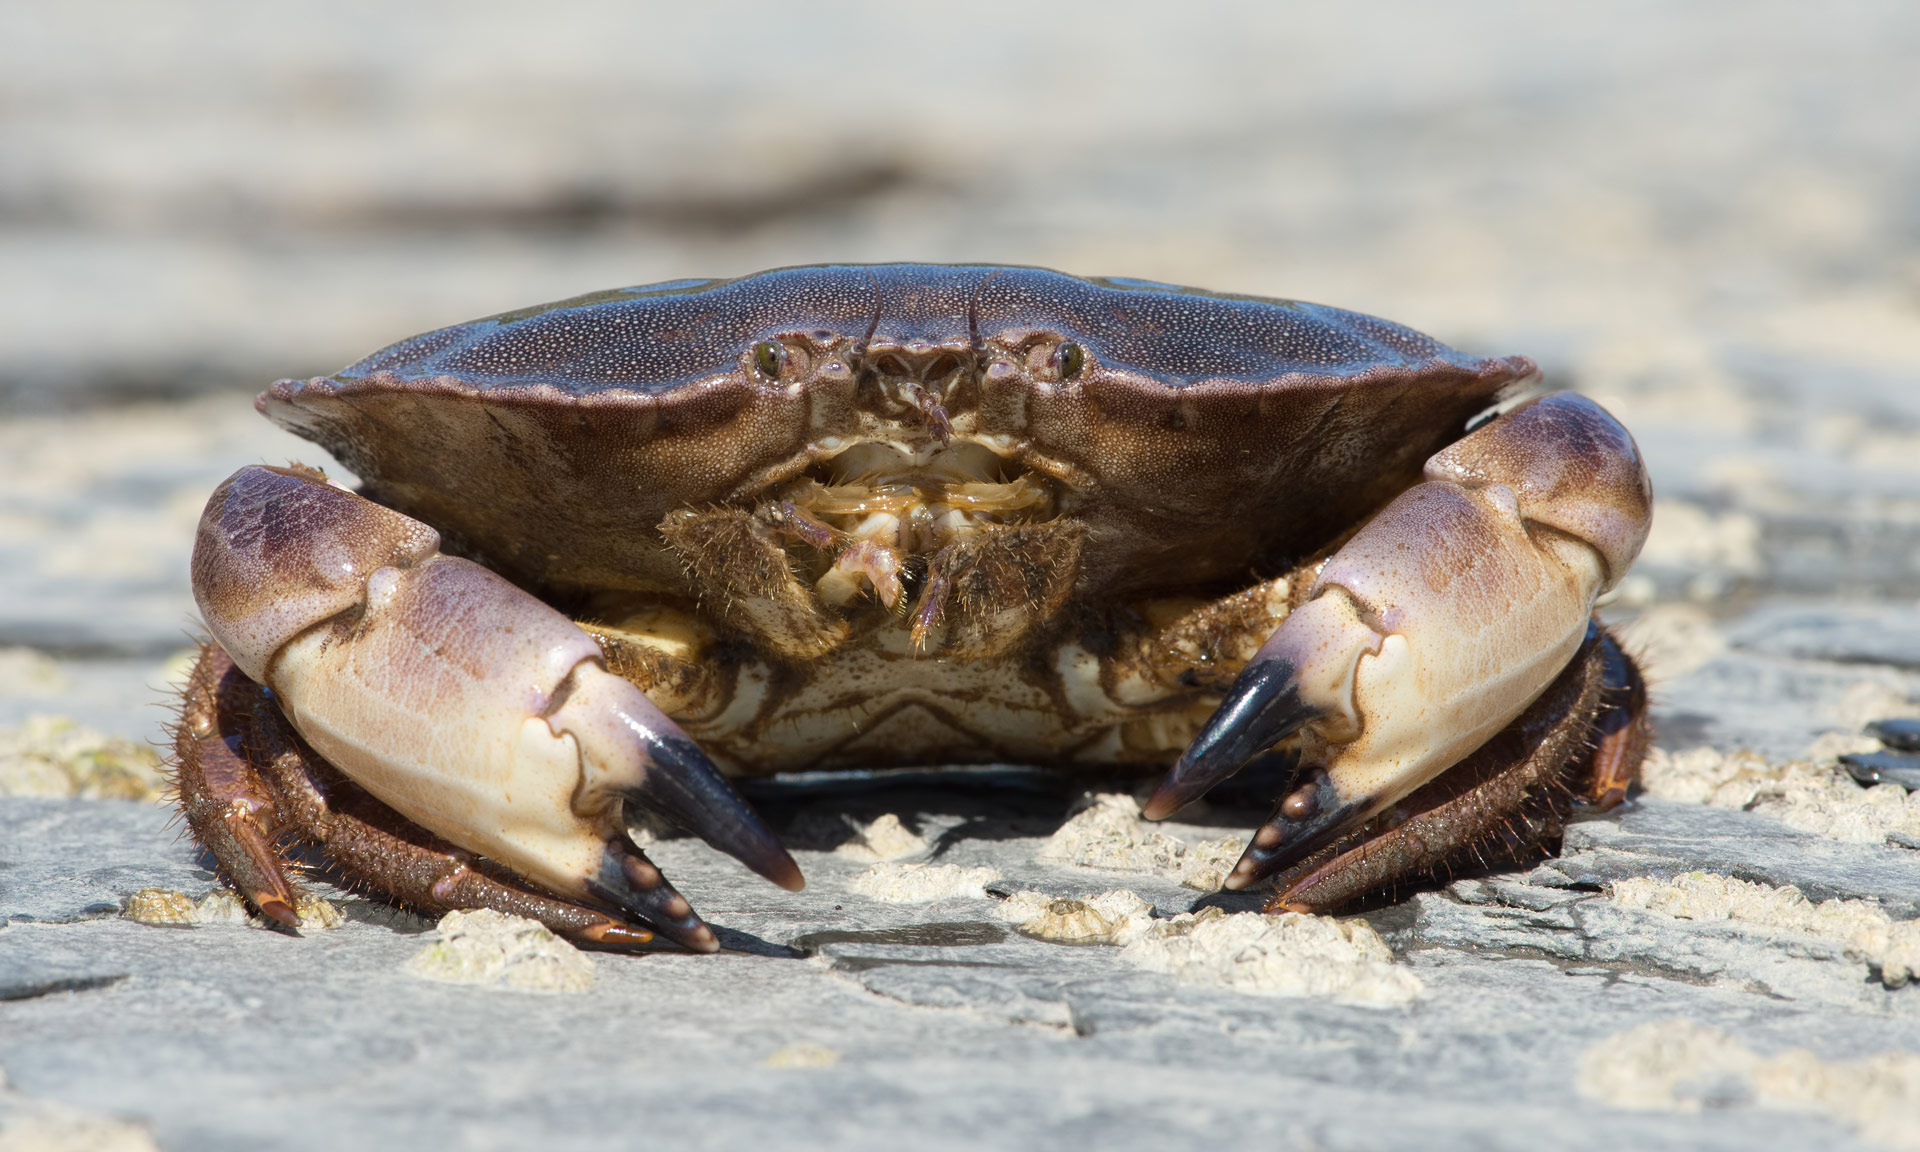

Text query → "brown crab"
[174,264,1652,953]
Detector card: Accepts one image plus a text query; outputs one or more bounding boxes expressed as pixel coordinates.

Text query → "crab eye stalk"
[753,341,787,379]
[1054,342,1085,380]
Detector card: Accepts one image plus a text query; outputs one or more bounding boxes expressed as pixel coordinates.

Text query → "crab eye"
[753,341,786,379]
[1055,342,1085,380]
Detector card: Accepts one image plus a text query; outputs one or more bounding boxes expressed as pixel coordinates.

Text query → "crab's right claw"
[193,465,801,952]
[1143,643,1337,820]
[1144,393,1652,889]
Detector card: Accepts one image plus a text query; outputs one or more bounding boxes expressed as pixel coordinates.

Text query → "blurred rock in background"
[8,3,1916,410]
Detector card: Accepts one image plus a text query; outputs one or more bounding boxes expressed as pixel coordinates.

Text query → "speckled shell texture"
[259,265,1536,602]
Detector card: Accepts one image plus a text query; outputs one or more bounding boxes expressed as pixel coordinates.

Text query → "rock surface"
[9,778,1920,1150]
[1579,1019,1920,1149]
[5,3,1920,1150]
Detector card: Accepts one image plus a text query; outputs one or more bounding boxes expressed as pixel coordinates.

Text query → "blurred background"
[1,0,1917,748]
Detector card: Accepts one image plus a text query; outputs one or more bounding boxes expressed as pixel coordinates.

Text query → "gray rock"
[1415,878,1902,1011]
[5,789,1919,1152]
[1540,799,1920,914]
[1729,604,1920,674]
[1646,642,1920,762]
[0,798,217,925]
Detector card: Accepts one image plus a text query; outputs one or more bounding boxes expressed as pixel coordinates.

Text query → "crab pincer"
[191,464,800,950]
[1144,393,1652,895]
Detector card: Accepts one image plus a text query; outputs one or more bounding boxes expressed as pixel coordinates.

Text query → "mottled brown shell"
[260,264,1536,603]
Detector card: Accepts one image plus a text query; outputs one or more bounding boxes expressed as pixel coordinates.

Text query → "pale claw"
[194,465,800,951]
[1144,393,1651,888]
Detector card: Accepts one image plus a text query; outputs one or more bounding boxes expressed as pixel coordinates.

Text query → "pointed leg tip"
[579,921,658,950]
[591,843,729,953]
[1219,781,1365,893]
[772,865,806,893]
[253,895,300,926]
[648,913,719,955]
[609,925,657,948]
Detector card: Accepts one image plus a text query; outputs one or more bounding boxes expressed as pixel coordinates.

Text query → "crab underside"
[173,264,1654,952]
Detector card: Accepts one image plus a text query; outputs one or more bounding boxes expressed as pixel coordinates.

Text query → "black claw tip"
[626,728,804,892]
[1144,657,1321,820]
[588,838,719,953]
[1221,777,1361,891]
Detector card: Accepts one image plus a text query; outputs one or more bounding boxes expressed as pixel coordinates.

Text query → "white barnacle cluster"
[847,862,1003,903]
[1581,1019,1920,1148]
[123,887,343,930]
[0,713,167,801]
[1119,908,1424,1006]
[993,891,1422,1006]
[1039,792,1245,891]
[996,889,1158,946]
[831,813,931,862]
[405,909,595,994]
[1641,742,1920,847]
[1608,871,1920,987]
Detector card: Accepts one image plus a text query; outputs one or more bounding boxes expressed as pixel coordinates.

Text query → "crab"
[173,264,1653,953]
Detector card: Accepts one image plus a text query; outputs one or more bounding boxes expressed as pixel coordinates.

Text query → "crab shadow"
[731,752,1310,857]
[736,765,1088,856]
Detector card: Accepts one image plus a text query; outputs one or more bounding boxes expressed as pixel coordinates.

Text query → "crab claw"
[1141,653,1329,820]
[194,465,801,951]
[588,831,716,951]
[547,663,804,895]
[1144,393,1651,890]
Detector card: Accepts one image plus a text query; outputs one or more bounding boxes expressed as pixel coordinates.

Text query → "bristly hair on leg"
[1263,626,1622,914]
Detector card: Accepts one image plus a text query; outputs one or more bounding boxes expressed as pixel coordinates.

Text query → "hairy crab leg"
[191,464,801,951]
[174,643,300,925]
[1143,393,1652,890]
[1583,633,1651,808]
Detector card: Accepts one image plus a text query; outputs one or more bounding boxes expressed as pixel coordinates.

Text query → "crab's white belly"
[679,619,1209,775]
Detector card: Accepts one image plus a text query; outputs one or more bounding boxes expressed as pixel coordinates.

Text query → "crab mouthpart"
[817,538,907,611]
[762,440,1059,621]
[903,381,953,445]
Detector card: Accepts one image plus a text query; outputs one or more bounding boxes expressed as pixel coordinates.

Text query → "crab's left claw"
[546,663,806,898]
[194,465,801,952]
[1145,393,1651,889]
